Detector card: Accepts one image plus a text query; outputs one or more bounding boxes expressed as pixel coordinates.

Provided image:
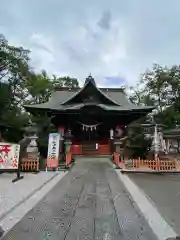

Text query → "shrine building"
[24,75,154,155]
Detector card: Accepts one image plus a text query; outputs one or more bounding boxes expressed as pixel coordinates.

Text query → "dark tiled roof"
[24,77,154,113]
[25,88,140,109]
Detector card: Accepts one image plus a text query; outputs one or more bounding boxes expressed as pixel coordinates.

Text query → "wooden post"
[122,155,126,169]
[155,157,160,171]
[12,137,31,183]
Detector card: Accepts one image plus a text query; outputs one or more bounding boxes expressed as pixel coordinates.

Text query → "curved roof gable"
[61,75,120,106]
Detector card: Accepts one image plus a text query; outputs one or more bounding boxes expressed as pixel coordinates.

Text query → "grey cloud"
[98,10,112,30]
[1,0,180,86]
[30,42,52,54]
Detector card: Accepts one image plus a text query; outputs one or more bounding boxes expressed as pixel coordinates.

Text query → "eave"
[24,103,154,114]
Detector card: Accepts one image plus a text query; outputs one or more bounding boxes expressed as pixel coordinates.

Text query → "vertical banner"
[0,142,20,169]
[46,133,60,169]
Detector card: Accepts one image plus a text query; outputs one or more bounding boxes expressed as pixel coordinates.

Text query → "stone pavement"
[1,158,157,240]
[0,172,62,221]
[128,173,180,236]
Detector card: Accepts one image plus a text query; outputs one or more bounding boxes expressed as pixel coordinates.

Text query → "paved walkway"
[129,173,180,236]
[1,158,157,240]
[0,172,61,220]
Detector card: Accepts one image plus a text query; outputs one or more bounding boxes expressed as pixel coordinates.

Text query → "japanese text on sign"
[0,142,20,169]
[46,133,60,169]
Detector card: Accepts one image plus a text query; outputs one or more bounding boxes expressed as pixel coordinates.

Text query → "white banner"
[46,133,60,169]
[0,142,20,169]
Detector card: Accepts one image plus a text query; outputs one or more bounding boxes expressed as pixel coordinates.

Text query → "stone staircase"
[82,141,98,155]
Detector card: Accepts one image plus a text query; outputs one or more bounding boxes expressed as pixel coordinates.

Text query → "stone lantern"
[64,128,73,153]
[23,121,39,158]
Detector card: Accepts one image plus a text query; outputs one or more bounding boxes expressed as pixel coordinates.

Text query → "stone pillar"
[64,139,72,153]
[113,138,126,155]
[113,140,122,154]
[64,128,73,153]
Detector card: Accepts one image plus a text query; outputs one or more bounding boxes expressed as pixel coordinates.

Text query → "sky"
[1,0,180,87]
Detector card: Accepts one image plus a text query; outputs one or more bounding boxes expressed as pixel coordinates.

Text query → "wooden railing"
[113,152,180,172]
[113,152,120,166]
[113,152,126,168]
[21,157,40,172]
[129,157,179,172]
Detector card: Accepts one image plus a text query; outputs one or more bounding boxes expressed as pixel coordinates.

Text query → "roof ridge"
[53,87,125,92]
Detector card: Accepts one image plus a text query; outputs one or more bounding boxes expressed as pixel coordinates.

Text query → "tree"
[0,34,29,79]
[127,64,180,157]
[0,35,81,146]
[25,70,53,104]
[0,81,29,142]
[128,124,152,158]
[52,76,79,89]
[0,82,12,115]
[129,64,180,128]
[0,35,31,141]
[0,35,30,104]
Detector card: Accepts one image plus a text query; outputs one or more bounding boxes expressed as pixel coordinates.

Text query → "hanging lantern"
[115,125,123,138]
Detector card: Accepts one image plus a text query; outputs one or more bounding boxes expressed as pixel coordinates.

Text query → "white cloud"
[1,0,180,87]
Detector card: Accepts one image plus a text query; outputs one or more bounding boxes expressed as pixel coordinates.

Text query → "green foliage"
[0,82,12,113]
[128,125,152,158]
[128,64,180,156]
[0,35,79,146]
[52,76,79,88]
[25,70,53,104]
[0,35,31,142]
[130,64,180,127]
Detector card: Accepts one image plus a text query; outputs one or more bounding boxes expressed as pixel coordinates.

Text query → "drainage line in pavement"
[105,167,123,237]
[63,177,85,240]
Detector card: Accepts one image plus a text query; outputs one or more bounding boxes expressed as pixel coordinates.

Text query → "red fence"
[131,157,180,171]
[113,152,180,172]
[113,153,126,168]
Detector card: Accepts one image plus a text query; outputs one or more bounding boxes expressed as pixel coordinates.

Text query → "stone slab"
[1,158,157,240]
[0,172,61,220]
[128,173,180,236]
